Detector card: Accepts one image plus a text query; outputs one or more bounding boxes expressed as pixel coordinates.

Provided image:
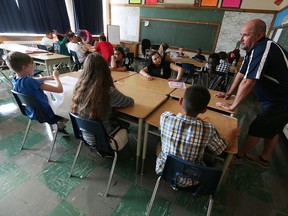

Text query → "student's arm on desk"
[168,63,183,82]
[39,70,63,93]
[110,56,128,72]
[139,67,154,81]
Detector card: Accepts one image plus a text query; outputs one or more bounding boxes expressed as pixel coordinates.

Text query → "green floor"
[1,67,288,215]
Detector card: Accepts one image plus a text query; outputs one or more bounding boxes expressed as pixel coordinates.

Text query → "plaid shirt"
[156,112,227,187]
[216,59,230,74]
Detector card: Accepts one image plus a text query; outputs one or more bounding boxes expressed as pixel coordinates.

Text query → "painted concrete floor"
[1,66,288,216]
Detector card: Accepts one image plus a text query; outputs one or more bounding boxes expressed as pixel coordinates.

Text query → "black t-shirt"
[147,61,171,79]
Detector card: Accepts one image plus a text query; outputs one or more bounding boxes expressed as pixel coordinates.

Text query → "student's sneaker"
[230,154,243,165]
[58,128,69,136]
[244,154,270,169]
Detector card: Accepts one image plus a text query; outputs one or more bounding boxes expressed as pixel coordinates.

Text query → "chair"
[146,155,222,216]
[70,50,83,71]
[11,90,59,162]
[141,39,151,62]
[37,44,48,51]
[69,112,128,197]
[0,62,13,87]
[126,52,135,71]
[181,63,196,83]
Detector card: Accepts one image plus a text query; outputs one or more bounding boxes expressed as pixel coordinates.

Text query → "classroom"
[0,0,288,215]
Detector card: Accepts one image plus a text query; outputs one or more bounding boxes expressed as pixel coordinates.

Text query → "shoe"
[244,154,269,169]
[58,128,69,136]
[230,154,243,165]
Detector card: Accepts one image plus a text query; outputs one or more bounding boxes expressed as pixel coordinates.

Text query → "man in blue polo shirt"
[215,19,288,168]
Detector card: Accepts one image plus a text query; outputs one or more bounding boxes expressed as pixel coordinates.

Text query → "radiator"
[3,41,41,47]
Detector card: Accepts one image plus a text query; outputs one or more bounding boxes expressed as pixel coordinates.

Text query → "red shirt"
[95,41,113,63]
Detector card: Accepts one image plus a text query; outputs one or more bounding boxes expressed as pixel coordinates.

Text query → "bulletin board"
[107,25,120,45]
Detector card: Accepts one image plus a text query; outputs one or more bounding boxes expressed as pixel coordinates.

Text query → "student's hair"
[5,51,33,73]
[78,30,85,38]
[71,53,114,120]
[67,32,75,40]
[99,35,106,41]
[45,31,53,36]
[218,51,227,60]
[208,53,220,65]
[114,46,125,58]
[183,85,211,115]
[147,51,161,66]
[197,48,202,51]
[161,43,169,51]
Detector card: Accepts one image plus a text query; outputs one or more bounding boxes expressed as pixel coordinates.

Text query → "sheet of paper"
[168,81,186,89]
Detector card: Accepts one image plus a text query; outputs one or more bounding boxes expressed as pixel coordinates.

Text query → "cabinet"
[120,41,139,59]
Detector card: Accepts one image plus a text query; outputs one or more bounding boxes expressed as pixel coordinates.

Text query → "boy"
[192,48,206,62]
[41,31,55,52]
[5,51,69,135]
[156,85,228,187]
[67,32,89,64]
[95,35,113,63]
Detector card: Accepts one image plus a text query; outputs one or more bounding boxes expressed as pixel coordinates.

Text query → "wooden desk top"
[0,44,48,54]
[111,71,137,81]
[145,98,238,154]
[117,74,175,95]
[172,57,206,68]
[29,53,70,60]
[60,71,137,82]
[115,82,168,119]
[170,85,236,115]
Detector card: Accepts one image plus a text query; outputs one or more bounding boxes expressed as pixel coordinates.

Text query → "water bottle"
[232,59,236,67]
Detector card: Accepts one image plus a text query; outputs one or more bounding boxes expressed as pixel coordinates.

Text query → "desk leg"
[218,153,233,188]
[45,61,52,76]
[141,122,150,175]
[136,119,143,174]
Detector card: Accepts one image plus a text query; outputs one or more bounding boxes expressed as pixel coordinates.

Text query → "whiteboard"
[107,25,120,45]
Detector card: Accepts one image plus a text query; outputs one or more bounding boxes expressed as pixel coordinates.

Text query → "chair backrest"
[53,43,61,54]
[69,112,114,156]
[141,39,151,55]
[126,52,134,65]
[162,155,222,196]
[37,44,48,51]
[70,50,81,65]
[11,90,49,123]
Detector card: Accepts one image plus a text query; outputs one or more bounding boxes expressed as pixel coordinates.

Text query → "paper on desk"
[168,81,186,89]
[45,76,79,119]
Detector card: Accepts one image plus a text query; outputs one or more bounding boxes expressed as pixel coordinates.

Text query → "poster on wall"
[129,0,141,4]
[145,0,157,4]
[201,0,219,7]
[221,0,242,8]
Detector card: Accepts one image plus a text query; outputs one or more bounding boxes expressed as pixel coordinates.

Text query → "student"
[71,53,134,143]
[110,46,131,71]
[158,43,173,63]
[5,51,69,135]
[41,30,55,52]
[76,29,93,45]
[216,51,230,75]
[53,30,72,56]
[67,32,89,64]
[202,53,221,89]
[156,85,231,187]
[139,51,183,81]
[176,46,189,58]
[227,48,240,65]
[95,35,113,63]
[193,48,206,62]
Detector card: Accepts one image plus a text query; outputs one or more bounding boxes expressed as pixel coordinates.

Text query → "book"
[168,81,186,89]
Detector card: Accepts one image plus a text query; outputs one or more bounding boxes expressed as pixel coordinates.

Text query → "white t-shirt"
[67,42,86,63]
[40,37,54,48]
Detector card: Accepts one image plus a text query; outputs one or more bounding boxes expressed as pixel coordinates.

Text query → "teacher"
[215,19,288,168]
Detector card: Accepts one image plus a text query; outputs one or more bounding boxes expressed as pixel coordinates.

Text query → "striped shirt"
[156,111,227,187]
[240,38,288,103]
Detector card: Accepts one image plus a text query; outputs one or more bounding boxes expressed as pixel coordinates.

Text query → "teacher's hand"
[214,92,231,100]
[216,102,235,111]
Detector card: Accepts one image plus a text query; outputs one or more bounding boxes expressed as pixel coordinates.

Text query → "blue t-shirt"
[240,38,288,104]
[12,76,55,120]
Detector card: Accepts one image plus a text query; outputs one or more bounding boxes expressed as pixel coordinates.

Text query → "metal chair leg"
[146,176,162,216]
[47,123,58,162]
[20,119,32,150]
[69,141,83,177]
[104,151,118,197]
[206,195,214,216]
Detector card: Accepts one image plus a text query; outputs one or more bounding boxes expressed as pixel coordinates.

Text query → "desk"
[117,74,175,95]
[172,57,206,68]
[170,86,237,115]
[29,53,71,75]
[142,98,238,179]
[111,71,137,81]
[0,44,48,54]
[115,82,168,172]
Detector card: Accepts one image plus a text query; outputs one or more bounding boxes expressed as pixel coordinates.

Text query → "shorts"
[248,103,288,138]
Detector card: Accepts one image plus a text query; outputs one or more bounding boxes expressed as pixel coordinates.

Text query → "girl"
[110,46,131,71]
[71,53,134,143]
[139,51,183,81]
